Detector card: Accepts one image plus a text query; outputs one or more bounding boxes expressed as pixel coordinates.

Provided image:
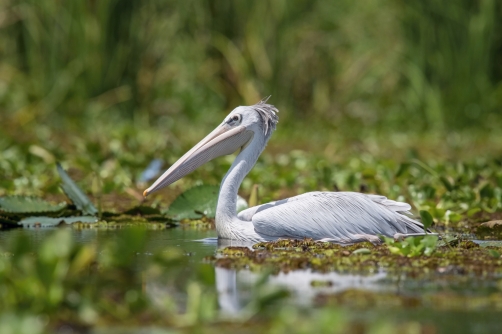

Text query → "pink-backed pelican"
[144,100,429,244]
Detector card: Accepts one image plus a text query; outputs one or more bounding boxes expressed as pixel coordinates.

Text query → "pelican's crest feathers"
[252,97,279,136]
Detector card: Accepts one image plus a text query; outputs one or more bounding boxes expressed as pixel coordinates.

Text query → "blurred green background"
[1,0,502,198]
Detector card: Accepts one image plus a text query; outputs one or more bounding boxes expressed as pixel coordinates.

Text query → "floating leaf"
[18,216,98,227]
[351,248,371,255]
[420,235,439,256]
[487,249,501,259]
[0,196,66,214]
[164,185,248,220]
[164,185,219,220]
[383,235,438,257]
[57,163,98,215]
[419,210,434,231]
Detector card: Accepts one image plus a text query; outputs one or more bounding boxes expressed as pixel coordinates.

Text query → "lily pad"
[18,216,98,227]
[351,248,371,255]
[0,196,67,214]
[164,185,219,220]
[57,163,98,215]
[164,185,248,220]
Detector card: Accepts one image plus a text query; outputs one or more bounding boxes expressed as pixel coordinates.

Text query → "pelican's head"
[143,99,278,197]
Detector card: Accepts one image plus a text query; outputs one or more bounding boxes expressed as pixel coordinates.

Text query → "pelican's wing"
[249,191,424,243]
[237,194,308,221]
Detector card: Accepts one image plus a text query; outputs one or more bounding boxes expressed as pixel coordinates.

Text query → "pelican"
[144,99,430,244]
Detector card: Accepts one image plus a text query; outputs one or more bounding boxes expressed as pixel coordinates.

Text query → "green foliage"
[57,163,98,216]
[419,210,434,231]
[400,0,499,130]
[2,145,502,236]
[164,185,220,220]
[0,314,43,334]
[487,249,501,259]
[0,196,66,214]
[1,0,501,147]
[383,236,439,257]
[0,164,101,228]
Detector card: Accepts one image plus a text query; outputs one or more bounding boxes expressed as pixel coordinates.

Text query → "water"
[0,227,217,262]
[0,227,402,307]
[2,228,501,300]
[2,226,502,333]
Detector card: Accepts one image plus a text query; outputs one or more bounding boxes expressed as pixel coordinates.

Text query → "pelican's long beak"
[143,124,253,197]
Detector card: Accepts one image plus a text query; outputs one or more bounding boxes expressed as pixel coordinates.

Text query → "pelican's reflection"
[147,238,391,315]
[215,266,388,314]
[215,267,240,314]
[216,238,256,248]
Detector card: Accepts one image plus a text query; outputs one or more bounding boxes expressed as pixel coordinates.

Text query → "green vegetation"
[164,185,222,220]
[382,235,439,257]
[1,0,502,333]
[3,155,502,236]
[2,1,502,132]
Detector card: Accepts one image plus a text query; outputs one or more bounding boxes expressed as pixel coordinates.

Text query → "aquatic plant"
[216,238,502,278]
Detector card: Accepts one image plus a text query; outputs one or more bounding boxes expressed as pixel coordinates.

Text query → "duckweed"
[178,216,216,230]
[215,238,502,278]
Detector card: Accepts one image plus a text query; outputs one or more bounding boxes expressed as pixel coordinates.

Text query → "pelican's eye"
[228,114,242,124]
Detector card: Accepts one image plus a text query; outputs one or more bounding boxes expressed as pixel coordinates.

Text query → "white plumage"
[144,99,430,244]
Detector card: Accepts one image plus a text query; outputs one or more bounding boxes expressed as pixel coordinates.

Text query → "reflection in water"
[215,267,389,314]
[0,227,218,261]
[216,268,241,314]
[211,237,391,313]
[5,226,501,323]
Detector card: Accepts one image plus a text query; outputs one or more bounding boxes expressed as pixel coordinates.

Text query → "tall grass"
[399,0,500,130]
[0,0,501,139]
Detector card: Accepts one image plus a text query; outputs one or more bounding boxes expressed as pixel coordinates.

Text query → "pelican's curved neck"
[215,132,265,239]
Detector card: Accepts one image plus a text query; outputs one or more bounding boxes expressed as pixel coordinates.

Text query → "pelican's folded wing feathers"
[250,192,423,242]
